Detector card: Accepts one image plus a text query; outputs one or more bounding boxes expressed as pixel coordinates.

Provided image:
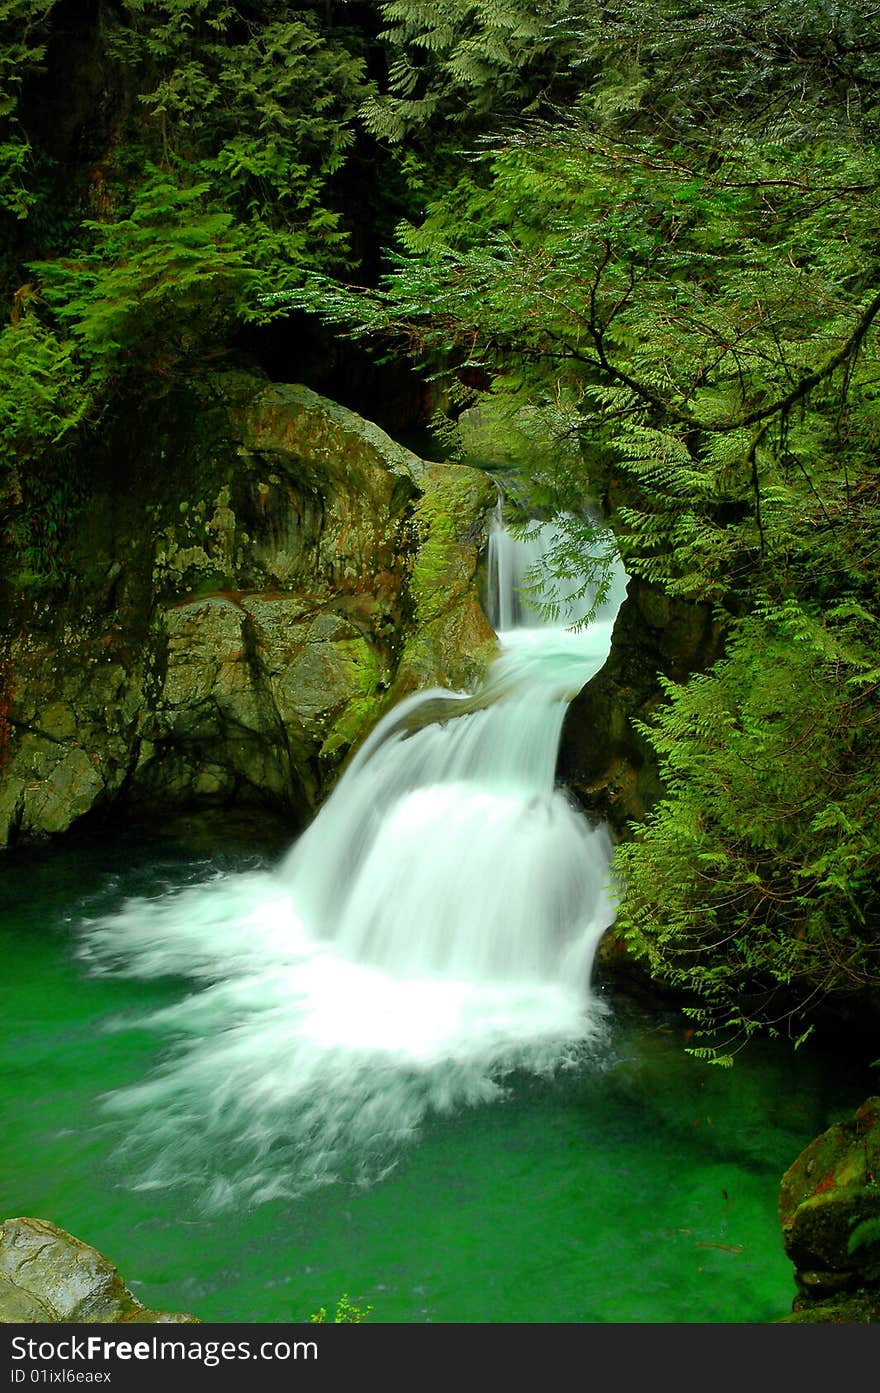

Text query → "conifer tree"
[292,0,880,1054]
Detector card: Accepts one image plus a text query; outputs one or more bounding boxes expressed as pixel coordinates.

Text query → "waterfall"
[78,512,629,1209]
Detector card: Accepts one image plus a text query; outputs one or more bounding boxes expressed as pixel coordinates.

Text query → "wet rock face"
[0,375,497,846]
[0,1217,198,1323]
[777,1097,880,1323]
[558,577,724,833]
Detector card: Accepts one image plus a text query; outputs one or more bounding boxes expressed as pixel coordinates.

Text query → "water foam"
[78,513,628,1208]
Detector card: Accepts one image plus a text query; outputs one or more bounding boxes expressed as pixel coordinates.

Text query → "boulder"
[777,1097,880,1322]
[558,576,724,833]
[0,1217,198,1324]
[0,374,497,846]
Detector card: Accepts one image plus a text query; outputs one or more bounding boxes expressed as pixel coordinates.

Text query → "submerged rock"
[777,1097,880,1323]
[0,1217,198,1323]
[0,375,496,846]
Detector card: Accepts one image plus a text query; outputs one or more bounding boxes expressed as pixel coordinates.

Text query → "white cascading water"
[78,512,629,1209]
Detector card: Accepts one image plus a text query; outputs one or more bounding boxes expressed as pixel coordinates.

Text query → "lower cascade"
[79,514,630,1209]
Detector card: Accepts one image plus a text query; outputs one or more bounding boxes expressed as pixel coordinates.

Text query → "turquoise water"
[1,825,873,1324]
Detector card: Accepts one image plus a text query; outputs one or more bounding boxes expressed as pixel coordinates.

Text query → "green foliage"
[0,1,57,120]
[106,2,370,287]
[363,0,880,152]
[0,1,375,587]
[0,138,36,219]
[614,604,880,1059]
[289,0,880,1057]
[0,0,877,1060]
[0,2,57,218]
[2,172,253,566]
[31,172,253,379]
[0,311,86,564]
[361,0,580,142]
[294,129,880,595]
[308,1293,372,1323]
[543,0,880,146]
[0,310,84,457]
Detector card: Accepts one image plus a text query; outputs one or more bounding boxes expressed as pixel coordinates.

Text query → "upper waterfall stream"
[78,514,629,1209]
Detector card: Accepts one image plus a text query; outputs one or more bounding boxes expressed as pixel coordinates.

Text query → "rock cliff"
[0,373,497,846]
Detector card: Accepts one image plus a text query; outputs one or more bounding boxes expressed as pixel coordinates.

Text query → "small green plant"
[308,1293,372,1323]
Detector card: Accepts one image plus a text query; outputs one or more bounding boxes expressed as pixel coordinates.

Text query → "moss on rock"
[0,1217,198,1324]
[393,460,498,697]
[0,375,498,845]
[776,1097,880,1322]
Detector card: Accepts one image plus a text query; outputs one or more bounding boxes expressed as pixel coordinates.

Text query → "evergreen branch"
[584,285,880,437]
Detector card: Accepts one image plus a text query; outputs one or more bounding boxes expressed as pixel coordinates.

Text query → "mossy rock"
[393,460,498,697]
[559,576,724,834]
[777,1097,880,1321]
[779,1097,880,1270]
[0,1217,199,1324]
[778,1289,880,1324]
[1,376,499,845]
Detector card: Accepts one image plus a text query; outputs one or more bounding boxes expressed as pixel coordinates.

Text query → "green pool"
[1,824,872,1324]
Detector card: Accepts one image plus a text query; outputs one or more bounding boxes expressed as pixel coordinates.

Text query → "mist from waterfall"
[77,512,629,1209]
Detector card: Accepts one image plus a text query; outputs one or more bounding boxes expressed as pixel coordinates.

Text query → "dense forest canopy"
[1,0,878,1061]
